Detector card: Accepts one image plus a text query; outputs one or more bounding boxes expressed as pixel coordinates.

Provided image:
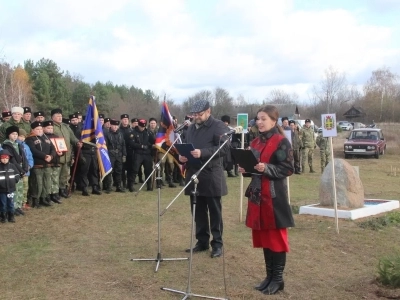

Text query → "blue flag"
[81,96,112,181]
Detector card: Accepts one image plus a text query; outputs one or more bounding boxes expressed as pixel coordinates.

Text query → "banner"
[155,101,185,176]
[81,96,113,181]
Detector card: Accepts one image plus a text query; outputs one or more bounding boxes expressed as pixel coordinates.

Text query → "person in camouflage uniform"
[289,120,302,174]
[51,109,82,198]
[300,119,316,173]
[0,107,32,143]
[316,133,331,173]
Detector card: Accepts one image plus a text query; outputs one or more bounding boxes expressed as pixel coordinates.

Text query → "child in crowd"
[0,149,21,223]
[2,126,29,216]
[17,129,34,209]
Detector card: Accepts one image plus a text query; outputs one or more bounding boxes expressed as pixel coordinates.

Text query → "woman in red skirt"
[238,105,294,295]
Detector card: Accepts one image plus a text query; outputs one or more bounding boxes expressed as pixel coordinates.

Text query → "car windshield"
[349,131,379,140]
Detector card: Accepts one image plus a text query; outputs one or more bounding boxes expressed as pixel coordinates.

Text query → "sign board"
[321,113,337,137]
[237,113,248,133]
[284,130,292,145]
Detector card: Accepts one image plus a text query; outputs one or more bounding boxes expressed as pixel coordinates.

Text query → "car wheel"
[375,150,380,159]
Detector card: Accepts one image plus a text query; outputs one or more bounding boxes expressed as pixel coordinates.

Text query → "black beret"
[23,107,32,113]
[98,114,105,119]
[104,118,111,123]
[221,115,230,124]
[31,121,42,129]
[138,119,147,127]
[2,111,11,118]
[131,118,139,123]
[110,119,120,126]
[43,120,54,127]
[33,111,44,117]
[6,125,19,136]
[289,120,296,125]
[51,108,62,116]
[305,119,311,123]
[69,114,79,120]
[281,117,289,122]
[121,114,129,120]
[190,100,210,113]
[62,118,70,124]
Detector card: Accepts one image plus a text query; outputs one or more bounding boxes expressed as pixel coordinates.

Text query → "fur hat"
[2,111,11,118]
[31,121,43,129]
[43,120,54,127]
[51,108,62,116]
[110,119,120,126]
[6,125,19,136]
[11,107,24,114]
[138,119,147,127]
[221,115,231,124]
[33,111,44,118]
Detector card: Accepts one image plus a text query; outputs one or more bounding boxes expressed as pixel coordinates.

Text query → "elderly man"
[0,107,32,143]
[23,107,32,124]
[33,111,45,122]
[179,99,230,258]
[51,108,82,198]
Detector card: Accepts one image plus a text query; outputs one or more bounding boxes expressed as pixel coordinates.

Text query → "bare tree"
[264,89,298,105]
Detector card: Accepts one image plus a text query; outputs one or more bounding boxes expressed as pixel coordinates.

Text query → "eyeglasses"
[193,111,206,117]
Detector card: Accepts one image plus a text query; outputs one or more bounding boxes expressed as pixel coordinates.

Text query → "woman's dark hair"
[257,105,285,136]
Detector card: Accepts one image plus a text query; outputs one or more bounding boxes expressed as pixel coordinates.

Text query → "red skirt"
[252,228,289,252]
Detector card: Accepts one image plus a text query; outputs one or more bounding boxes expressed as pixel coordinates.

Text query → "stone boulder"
[319,158,364,208]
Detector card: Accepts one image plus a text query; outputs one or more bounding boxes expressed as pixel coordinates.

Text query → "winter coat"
[104,129,126,158]
[2,140,29,175]
[25,134,57,168]
[17,140,34,176]
[290,129,302,150]
[0,118,32,143]
[183,115,230,197]
[130,127,155,155]
[52,122,79,164]
[245,128,295,230]
[301,126,316,148]
[0,162,21,193]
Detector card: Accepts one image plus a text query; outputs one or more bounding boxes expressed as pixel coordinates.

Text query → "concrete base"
[299,199,400,220]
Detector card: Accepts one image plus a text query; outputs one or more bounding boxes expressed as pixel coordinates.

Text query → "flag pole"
[68,145,81,196]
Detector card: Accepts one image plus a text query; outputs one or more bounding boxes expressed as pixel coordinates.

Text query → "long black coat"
[183,116,230,197]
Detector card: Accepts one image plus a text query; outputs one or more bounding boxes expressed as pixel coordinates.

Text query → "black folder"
[230,148,262,174]
[174,143,201,164]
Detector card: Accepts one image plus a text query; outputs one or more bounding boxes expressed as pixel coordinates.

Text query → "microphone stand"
[130,134,188,272]
[161,136,230,300]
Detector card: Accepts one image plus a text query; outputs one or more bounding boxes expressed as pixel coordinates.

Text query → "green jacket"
[316,134,330,150]
[52,121,79,164]
[301,126,316,148]
[0,118,32,143]
[291,129,302,150]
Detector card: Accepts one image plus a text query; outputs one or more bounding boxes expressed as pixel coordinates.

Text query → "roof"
[343,106,365,117]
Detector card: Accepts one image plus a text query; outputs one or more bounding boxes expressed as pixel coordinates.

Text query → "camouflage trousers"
[58,163,71,188]
[31,168,51,199]
[13,180,24,209]
[23,176,29,205]
[49,167,60,194]
[320,148,331,172]
[301,147,314,171]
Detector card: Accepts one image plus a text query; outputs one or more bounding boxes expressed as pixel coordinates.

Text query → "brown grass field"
[1,123,400,299]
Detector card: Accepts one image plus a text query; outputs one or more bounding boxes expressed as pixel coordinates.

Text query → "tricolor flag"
[155,101,185,176]
[81,96,112,181]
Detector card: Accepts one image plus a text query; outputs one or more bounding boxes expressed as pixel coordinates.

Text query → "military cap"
[148,117,157,123]
[305,119,311,123]
[289,120,296,125]
[23,107,32,114]
[120,114,129,120]
[98,113,105,119]
[110,119,120,126]
[69,113,79,120]
[104,117,111,123]
[51,108,62,116]
[33,111,44,118]
[131,118,138,123]
[221,115,230,124]
[190,99,210,114]
[75,111,82,116]
[138,119,147,127]
[43,120,54,127]
[2,111,11,118]
[30,121,42,129]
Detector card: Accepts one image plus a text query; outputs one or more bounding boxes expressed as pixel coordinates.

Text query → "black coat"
[104,129,126,157]
[0,162,21,193]
[130,127,155,155]
[2,141,29,175]
[25,134,57,167]
[183,116,230,197]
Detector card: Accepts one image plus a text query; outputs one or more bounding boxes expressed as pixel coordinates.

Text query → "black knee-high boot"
[254,248,273,291]
[262,251,286,294]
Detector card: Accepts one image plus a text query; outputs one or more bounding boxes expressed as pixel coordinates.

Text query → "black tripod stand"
[160,137,231,300]
[130,137,188,272]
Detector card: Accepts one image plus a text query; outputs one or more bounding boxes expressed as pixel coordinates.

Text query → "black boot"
[59,188,69,198]
[40,197,51,207]
[92,185,102,195]
[261,251,286,295]
[167,175,176,188]
[82,187,90,196]
[7,211,15,223]
[255,248,273,291]
[45,197,53,206]
[128,183,135,192]
[146,181,153,191]
[32,198,41,209]
[116,185,126,193]
[50,194,62,204]
[0,212,6,223]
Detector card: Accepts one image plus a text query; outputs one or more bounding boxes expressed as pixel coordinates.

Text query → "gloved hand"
[122,156,126,163]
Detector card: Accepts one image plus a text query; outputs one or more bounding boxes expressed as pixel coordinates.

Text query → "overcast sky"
[1,0,399,103]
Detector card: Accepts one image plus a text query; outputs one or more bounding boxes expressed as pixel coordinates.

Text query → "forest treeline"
[1,56,399,125]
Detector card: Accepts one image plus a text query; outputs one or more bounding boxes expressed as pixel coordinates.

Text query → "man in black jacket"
[179,100,230,258]
[131,119,155,191]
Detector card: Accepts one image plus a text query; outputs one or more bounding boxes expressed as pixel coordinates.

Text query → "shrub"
[377,254,400,288]
[358,211,400,230]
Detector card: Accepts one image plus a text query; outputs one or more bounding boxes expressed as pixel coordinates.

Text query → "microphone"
[174,119,191,133]
[222,128,236,136]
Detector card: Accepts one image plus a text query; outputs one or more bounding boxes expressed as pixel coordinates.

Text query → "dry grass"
[1,128,400,299]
